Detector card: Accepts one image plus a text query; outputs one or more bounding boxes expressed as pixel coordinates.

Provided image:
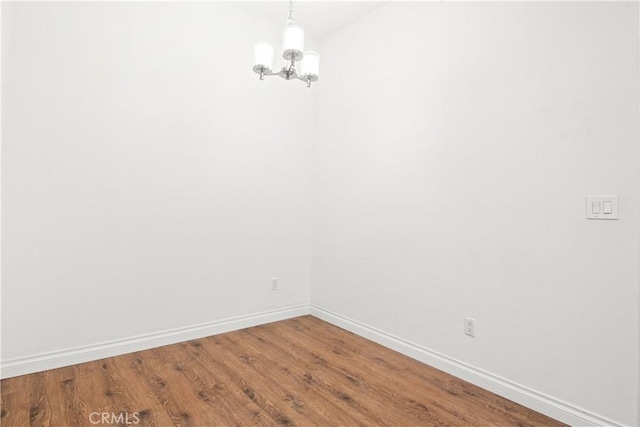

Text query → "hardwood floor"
[1,316,564,426]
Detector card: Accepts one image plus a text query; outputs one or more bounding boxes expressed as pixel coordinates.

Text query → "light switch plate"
[586,196,618,220]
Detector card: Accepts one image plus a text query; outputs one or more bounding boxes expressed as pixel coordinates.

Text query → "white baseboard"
[1,304,310,380]
[310,305,622,427]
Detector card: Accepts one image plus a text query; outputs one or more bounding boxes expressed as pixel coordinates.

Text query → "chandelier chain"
[288,0,294,23]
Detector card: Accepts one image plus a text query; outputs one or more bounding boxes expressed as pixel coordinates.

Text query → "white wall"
[313,2,639,425]
[2,2,314,361]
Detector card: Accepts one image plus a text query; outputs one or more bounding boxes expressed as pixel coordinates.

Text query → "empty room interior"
[1,1,639,426]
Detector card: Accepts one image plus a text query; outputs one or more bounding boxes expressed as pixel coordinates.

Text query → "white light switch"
[586,196,618,220]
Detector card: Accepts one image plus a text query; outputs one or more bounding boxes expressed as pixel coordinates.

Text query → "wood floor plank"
[0,374,31,427]
[1,316,565,427]
[74,361,112,420]
[27,372,53,427]
[45,365,86,427]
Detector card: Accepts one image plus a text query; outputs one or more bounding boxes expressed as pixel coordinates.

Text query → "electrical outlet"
[271,278,278,291]
[464,317,475,337]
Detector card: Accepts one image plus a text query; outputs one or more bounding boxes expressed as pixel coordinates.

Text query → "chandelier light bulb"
[253,43,274,74]
[282,25,304,61]
[300,51,319,79]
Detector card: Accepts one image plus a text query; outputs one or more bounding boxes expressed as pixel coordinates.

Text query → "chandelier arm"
[255,67,280,80]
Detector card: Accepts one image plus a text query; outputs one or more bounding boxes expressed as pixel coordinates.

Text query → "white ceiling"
[235,2,387,40]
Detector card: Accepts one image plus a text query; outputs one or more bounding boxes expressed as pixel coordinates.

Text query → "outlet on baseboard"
[271,278,278,291]
[464,317,475,337]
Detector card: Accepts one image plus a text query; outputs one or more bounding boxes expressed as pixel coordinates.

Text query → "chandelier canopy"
[252,0,319,88]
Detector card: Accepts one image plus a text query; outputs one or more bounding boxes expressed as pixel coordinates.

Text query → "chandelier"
[252,0,319,88]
